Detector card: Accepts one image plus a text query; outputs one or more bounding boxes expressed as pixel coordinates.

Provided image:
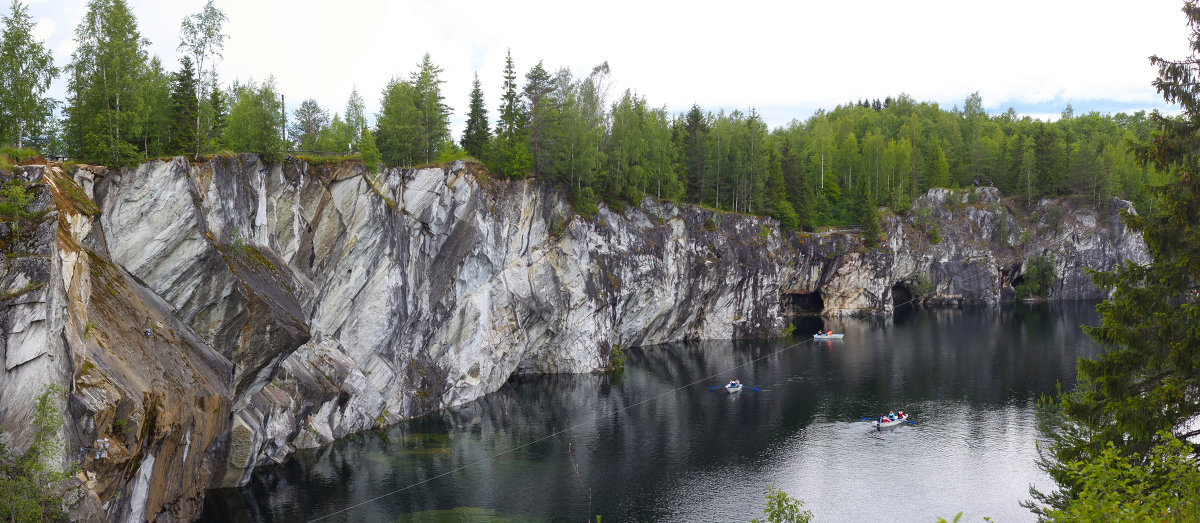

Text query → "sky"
[22,0,1193,140]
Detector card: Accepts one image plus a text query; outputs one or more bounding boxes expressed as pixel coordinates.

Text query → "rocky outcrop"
[779,187,1148,315]
[0,156,1147,520]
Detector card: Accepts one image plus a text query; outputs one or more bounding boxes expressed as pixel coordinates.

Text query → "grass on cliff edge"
[0,146,42,171]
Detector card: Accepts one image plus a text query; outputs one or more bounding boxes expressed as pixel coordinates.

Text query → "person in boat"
[827,330,833,335]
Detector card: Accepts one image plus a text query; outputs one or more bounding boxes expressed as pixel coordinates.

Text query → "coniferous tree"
[1029,1,1200,515]
[488,49,530,177]
[411,52,450,162]
[207,77,225,150]
[168,56,198,156]
[0,0,58,149]
[359,126,380,173]
[460,72,489,158]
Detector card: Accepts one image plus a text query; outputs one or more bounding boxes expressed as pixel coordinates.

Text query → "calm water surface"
[202,303,1101,522]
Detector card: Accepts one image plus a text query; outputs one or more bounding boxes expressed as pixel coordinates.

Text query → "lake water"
[201,302,1102,522]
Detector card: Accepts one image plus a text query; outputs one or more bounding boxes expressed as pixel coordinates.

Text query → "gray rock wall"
[0,156,1148,520]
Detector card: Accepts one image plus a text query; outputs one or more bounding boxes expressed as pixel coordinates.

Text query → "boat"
[813,332,844,340]
[725,380,743,393]
[873,412,910,429]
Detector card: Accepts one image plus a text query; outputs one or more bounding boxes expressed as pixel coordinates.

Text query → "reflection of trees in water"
[202,304,1102,522]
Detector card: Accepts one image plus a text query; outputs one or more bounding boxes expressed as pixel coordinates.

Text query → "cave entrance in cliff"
[892,283,915,310]
[787,291,824,315]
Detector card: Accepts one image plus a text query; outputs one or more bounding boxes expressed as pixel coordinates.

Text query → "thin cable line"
[308,333,818,522]
[311,210,1126,521]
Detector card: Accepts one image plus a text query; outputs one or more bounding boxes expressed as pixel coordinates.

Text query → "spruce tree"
[1029,0,1200,514]
[460,72,489,158]
[168,56,199,156]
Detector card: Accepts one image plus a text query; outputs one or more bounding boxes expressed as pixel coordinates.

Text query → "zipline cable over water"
[308,216,1118,521]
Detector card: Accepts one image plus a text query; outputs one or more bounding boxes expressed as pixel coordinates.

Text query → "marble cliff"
[0,156,1146,520]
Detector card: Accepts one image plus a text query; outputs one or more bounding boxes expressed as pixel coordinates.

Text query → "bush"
[1039,434,1200,521]
[1016,254,1056,299]
[751,485,812,523]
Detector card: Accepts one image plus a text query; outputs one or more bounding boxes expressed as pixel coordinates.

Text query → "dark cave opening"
[892,282,915,310]
[785,291,825,315]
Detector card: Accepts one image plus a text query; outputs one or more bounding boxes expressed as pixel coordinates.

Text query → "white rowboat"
[813,333,844,340]
[874,413,909,429]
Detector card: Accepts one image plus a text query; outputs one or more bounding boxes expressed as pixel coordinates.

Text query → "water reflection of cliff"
[202,302,1101,522]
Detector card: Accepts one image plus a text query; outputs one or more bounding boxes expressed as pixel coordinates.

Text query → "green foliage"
[168,56,200,156]
[0,0,59,149]
[359,127,380,174]
[0,145,38,170]
[750,485,812,523]
[0,384,73,522]
[0,178,32,245]
[289,98,328,151]
[607,344,625,373]
[375,53,450,168]
[1039,434,1200,521]
[223,77,285,162]
[65,0,150,166]
[1029,3,1200,516]
[178,0,228,157]
[460,72,489,158]
[1015,254,1056,299]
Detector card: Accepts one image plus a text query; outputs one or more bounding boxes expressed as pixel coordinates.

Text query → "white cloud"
[27,0,1192,138]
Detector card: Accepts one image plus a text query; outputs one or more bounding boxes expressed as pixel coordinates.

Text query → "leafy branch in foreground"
[0,384,75,521]
[750,485,812,523]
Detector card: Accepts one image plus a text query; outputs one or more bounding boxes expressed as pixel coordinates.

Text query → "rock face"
[777,187,1149,315]
[0,156,1147,520]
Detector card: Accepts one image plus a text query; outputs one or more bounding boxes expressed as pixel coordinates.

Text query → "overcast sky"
[25,0,1191,139]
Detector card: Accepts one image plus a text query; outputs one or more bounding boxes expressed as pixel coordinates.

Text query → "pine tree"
[1029,1,1200,515]
[0,0,58,149]
[460,72,489,158]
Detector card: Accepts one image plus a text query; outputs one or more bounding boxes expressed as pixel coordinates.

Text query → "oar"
[904,419,917,425]
[860,417,878,421]
[741,386,760,391]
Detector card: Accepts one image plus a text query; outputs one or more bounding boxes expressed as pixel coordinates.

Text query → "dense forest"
[0,0,1171,235]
